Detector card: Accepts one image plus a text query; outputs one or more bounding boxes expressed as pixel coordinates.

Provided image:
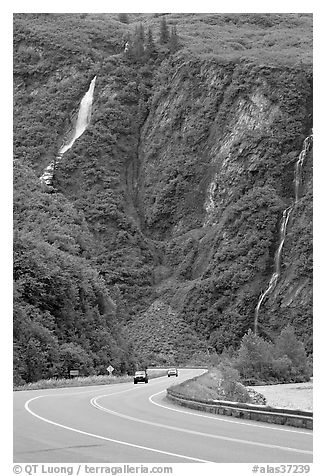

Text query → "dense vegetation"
[235,327,311,384]
[171,326,310,405]
[13,13,312,384]
[13,161,136,384]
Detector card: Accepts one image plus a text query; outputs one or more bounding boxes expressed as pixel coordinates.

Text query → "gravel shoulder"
[248,381,313,411]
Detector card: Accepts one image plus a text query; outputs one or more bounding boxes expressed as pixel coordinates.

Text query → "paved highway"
[14,369,313,463]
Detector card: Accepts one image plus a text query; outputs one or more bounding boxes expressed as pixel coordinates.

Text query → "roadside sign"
[107,365,114,374]
[69,370,79,377]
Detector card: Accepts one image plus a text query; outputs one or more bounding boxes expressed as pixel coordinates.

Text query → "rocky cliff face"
[14,49,313,365]
[132,57,312,353]
[13,14,313,382]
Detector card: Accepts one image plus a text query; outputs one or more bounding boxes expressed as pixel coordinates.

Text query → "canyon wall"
[13,15,313,380]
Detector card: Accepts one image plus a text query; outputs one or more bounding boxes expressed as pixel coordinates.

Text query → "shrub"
[235,328,311,384]
[219,362,251,403]
[275,325,310,379]
[235,330,274,382]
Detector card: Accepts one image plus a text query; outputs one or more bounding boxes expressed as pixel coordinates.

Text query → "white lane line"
[24,396,211,463]
[91,394,312,455]
[24,386,136,398]
[149,390,313,436]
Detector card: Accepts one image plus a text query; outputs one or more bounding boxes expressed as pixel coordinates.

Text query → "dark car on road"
[133,370,149,384]
[167,368,178,377]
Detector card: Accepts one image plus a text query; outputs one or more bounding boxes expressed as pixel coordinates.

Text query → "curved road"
[14,369,313,463]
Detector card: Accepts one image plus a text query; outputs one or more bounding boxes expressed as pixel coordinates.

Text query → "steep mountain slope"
[13,13,313,382]
[13,161,135,384]
[126,300,209,366]
[136,57,312,351]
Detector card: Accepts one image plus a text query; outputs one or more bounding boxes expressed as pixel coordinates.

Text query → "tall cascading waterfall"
[253,132,313,335]
[40,76,97,185]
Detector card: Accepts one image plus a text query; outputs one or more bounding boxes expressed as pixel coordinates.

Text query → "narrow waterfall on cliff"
[254,132,313,335]
[40,76,97,185]
[294,134,313,203]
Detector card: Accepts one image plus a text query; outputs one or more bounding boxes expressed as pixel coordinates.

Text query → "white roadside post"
[107,365,114,376]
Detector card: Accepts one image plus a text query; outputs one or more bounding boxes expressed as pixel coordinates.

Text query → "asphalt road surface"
[14,369,313,463]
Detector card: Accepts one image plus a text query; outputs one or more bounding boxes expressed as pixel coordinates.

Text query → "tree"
[58,343,94,377]
[129,23,145,61]
[235,326,311,384]
[137,23,145,42]
[235,330,274,382]
[275,325,309,377]
[145,27,157,58]
[219,361,251,403]
[118,13,129,24]
[169,25,179,53]
[159,16,170,44]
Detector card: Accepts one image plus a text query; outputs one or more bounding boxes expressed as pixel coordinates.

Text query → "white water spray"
[40,76,97,185]
[254,132,313,335]
[294,134,312,204]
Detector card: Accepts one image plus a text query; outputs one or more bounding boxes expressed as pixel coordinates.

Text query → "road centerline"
[90,392,312,455]
[24,395,212,463]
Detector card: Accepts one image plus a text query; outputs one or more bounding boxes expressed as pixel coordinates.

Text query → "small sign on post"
[69,370,79,378]
[107,365,114,376]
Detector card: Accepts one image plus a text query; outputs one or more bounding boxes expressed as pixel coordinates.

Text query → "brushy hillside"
[13,13,312,384]
[126,300,210,366]
[91,13,312,65]
[13,160,136,384]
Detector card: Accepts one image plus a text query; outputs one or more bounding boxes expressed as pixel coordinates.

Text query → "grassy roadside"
[14,369,167,391]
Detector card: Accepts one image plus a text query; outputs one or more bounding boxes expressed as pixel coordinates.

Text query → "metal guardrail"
[166,389,313,429]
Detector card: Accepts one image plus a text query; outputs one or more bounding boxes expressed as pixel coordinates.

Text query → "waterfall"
[254,132,313,335]
[253,207,292,334]
[40,76,97,185]
[294,134,312,204]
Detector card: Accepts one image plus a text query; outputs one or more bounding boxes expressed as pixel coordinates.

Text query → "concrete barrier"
[166,389,313,429]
